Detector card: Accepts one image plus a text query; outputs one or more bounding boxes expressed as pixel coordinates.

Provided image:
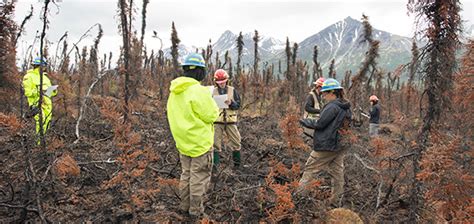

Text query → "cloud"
[13,0,473,61]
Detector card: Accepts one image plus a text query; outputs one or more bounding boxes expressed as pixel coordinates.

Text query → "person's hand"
[299,119,311,128]
[299,119,306,126]
[225,99,231,105]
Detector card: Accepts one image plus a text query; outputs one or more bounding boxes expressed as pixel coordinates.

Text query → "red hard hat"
[370,95,379,101]
[214,69,229,84]
[313,77,325,87]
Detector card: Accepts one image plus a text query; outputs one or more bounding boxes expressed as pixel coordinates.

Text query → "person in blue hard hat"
[167,53,219,218]
[298,78,352,207]
[23,57,57,136]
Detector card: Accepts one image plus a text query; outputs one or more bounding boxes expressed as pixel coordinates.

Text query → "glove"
[299,118,317,129]
[25,105,40,118]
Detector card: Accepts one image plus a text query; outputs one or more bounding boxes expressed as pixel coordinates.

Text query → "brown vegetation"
[0,0,472,223]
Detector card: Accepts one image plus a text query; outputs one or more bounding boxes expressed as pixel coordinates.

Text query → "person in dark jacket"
[369,95,380,137]
[298,78,352,207]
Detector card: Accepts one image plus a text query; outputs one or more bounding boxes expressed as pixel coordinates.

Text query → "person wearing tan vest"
[212,69,242,169]
[302,77,325,137]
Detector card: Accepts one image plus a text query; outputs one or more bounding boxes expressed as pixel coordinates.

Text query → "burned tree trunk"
[407,0,462,222]
[118,0,131,122]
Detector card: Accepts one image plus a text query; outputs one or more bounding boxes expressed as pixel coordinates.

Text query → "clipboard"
[213,95,228,109]
[45,85,58,97]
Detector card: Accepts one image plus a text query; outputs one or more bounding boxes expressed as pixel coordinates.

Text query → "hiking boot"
[232,151,241,168]
[213,151,220,167]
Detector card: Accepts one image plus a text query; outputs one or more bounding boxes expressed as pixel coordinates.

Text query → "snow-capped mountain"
[211,17,414,76]
[211,30,285,67]
[290,16,413,77]
[162,44,199,63]
[163,17,418,77]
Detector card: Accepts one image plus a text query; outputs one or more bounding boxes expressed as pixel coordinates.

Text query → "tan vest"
[213,86,238,123]
[303,91,321,119]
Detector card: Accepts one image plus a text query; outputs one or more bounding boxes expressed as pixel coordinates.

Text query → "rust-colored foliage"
[259,160,301,222]
[0,2,20,112]
[407,0,463,220]
[96,95,160,214]
[54,154,80,179]
[47,136,64,152]
[417,135,473,222]
[278,96,306,150]
[1,0,471,221]
[415,41,474,222]
[370,138,395,158]
[0,112,22,134]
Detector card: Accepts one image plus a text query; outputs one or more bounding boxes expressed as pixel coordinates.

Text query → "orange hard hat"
[313,77,325,87]
[370,95,379,101]
[214,69,229,84]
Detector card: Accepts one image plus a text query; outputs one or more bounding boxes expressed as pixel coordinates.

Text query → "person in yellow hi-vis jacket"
[167,53,219,219]
[212,69,242,169]
[23,57,57,134]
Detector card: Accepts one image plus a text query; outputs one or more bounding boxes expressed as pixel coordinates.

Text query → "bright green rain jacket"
[167,77,219,158]
[23,67,57,133]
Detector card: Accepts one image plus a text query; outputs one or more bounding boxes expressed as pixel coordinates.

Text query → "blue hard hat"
[32,57,47,66]
[321,78,343,92]
[181,53,206,68]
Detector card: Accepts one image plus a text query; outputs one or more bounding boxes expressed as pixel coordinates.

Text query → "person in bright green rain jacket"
[167,53,219,218]
[23,57,57,134]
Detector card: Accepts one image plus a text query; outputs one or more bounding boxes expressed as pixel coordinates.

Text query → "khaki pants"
[179,150,213,215]
[303,127,314,138]
[369,123,379,137]
[214,124,241,152]
[299,150,346,204]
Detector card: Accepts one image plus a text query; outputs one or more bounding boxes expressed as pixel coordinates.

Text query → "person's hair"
[333,89,345,99]
[183,66,206,81]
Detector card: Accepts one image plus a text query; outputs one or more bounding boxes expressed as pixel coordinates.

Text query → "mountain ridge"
[163,16,423,78]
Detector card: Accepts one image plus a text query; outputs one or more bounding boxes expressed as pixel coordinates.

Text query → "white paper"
[213,94,228,109]
[45,85,58,97]
[360,112,370,119]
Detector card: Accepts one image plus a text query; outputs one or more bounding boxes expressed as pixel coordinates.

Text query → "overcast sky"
[13,0,474,60]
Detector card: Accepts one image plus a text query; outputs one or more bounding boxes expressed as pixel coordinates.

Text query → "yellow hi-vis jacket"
[167,77,219,158]
[23,68,57,133]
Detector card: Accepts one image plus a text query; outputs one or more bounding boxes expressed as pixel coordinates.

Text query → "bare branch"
[74,69,115,143]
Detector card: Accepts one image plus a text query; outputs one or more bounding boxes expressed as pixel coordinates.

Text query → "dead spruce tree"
[292,42,299,97]
[170,21,180,77]
[236,31,244,77]
[0,2,20,112]
[312,45,323,81]
[328,58,336,78]
[118,0,131,121]
[406,39,419,115]
[253,30,260,83]
[407,0,462,222]
[348,14,380,123]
